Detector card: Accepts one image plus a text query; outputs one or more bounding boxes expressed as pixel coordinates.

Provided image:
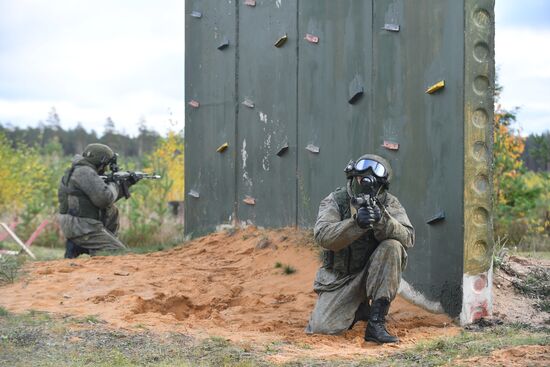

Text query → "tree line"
[523,131,550,172]
[0,108,161,157]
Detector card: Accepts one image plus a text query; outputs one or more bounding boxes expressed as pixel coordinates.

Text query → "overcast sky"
[0,0,185,136]
[0,1,548,137]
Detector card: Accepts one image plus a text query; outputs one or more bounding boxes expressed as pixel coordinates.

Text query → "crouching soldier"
[305,154,414,344]
[58,143,136,258]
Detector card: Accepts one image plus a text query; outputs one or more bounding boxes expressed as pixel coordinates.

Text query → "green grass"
[0,306,9,317]
[0,311,266,367]
[0,311,549,366]
[365,323,550,366]
[70,314,103,325]
[1,240,184,263]
[27,246,65,261]
[0,243,65,262]
[538,299,550,313]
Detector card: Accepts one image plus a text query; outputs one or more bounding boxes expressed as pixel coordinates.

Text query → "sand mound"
[0,227,458,359]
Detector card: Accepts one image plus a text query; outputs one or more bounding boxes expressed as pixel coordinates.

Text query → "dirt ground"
[1,227,458,361]
[0,226,548,364]
[493,255,550,326]
[457,345,550,366]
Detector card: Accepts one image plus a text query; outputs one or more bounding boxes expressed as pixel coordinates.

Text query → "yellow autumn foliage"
[493,110,526,206]
[150,131,184,202]
[0,133,55,213]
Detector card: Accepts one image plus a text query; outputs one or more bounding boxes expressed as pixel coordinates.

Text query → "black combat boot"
[349,302,371,330]
[364,298,399,344]
[64,240,89,259]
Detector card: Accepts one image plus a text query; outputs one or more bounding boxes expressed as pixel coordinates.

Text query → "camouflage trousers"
[305,239,407,335]
[71,206,126,254]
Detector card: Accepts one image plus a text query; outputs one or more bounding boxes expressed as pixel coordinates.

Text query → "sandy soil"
[457,345,550,366]
[0,227,458,360]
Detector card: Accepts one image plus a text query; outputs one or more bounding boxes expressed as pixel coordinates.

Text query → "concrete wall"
[185,0,494,322]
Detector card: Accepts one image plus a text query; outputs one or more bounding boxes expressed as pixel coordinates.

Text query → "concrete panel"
[185,0,495,321]
[372,0,466,316]
[185,0,237,235]
[236,0,298,227]
[297,0,373,226]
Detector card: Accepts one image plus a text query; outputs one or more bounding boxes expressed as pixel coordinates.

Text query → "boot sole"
[364,336,399,344]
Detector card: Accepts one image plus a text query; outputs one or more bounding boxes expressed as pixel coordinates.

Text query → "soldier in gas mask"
[58,143,137,258]
[305,154,414,344]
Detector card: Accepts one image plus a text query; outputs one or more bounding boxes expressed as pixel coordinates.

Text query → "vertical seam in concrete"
[462,0,466,268]
[233,0,240,223]
[295,0,300,227]
[370,0,374,147]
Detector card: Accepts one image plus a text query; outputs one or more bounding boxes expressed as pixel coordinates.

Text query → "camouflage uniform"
[305,186,414,335]
[58,154,127,255]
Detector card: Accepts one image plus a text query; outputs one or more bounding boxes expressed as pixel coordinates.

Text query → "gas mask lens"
[354,159,387,178]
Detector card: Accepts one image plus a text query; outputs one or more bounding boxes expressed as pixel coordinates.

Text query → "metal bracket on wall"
[304,33,319,44]
[382,140,399,151]
[382,24,400,32]
[217,37,230,50]
[305,144,320,154]
[190,11,202,18]
[243,196,256,205]
[425,80,445,94]
[274,34,288,48]
[426,210,446,224]
[348,75,364,104]
[244,0,256,7]
[216,143,229,153]
[276,144,289,157]
[188,100,200,108]
[242,98,255,108]
[188,190,200,198]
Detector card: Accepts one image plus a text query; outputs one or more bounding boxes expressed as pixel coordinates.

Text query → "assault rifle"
[100,154,161,198]
[100,171,161,199]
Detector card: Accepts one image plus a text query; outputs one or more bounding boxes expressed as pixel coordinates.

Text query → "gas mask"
[345,157,389,198]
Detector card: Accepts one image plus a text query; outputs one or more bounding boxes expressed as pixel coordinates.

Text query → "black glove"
[120,180,132,199]
[355,205,382,228]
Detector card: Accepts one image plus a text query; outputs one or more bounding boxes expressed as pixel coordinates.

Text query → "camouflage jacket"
[314,187,414,276]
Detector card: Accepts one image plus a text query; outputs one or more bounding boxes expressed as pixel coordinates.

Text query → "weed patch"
[0,306,9,317]
[283,265,296,275]
[274,261,296,275]
[512,267,550,301]
[492,236,509,269]
[0,256,24,284]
